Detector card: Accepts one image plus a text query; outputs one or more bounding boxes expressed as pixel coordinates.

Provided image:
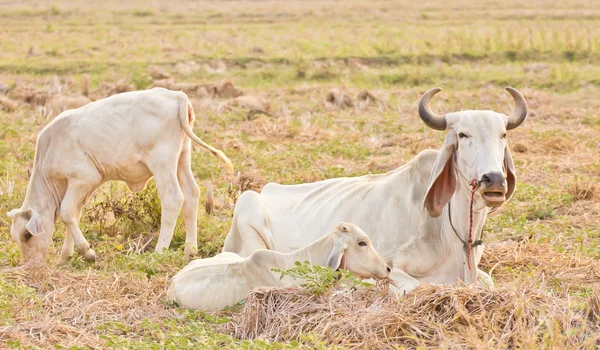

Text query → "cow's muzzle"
[479,172,507,206]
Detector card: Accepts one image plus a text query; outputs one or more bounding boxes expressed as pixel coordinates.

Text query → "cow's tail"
[178,93,234,174]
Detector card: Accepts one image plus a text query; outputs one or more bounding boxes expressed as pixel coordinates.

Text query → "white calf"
[167,222,390,311]
[8,88,233,264]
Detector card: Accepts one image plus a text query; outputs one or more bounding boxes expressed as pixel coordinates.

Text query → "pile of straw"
[224,242,600,349]
[0,265,174,348]
[225,283,599,348]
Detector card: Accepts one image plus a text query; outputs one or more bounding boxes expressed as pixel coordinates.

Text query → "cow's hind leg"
[149,147,184,253]
[222,190,274,257]
[177,139,200,258]
[60,182,97,262]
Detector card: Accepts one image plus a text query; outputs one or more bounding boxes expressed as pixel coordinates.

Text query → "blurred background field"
[0,0,599,348]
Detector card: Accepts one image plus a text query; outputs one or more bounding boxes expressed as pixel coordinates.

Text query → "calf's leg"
[57,230,74,266]
[149,147,184,253]
[60,182,96,262]
[177,140,200,257]
[58,203,84,266]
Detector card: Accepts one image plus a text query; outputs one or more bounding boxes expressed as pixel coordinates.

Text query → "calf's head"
[420,87,527,217]
[7,208,51,263]
[326,222,391,280]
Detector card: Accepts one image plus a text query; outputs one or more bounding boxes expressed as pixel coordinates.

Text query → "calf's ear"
[326,240,348,270]
[423,132,458,217]
[25,209,43,236]
[7,209,20,218]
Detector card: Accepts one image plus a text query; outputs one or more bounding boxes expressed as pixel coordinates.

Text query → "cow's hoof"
[57,256,72,266]
[84,249,96,262]
[184,246,198,260]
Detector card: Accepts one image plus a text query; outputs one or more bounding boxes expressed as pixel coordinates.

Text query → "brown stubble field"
[0,0,599,348]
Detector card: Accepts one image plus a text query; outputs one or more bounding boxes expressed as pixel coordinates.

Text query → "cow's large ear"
[423,132,458,217]
[504,145,516,202]
[326,240,348,270]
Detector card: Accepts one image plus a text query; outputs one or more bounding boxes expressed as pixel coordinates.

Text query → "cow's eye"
[458,132,469,139]
[358,241,367,247]
[501,133,507,138]
[23,231,33,242]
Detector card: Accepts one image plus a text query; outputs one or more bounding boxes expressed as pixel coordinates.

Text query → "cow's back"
[261,150,438,257]
[40,88,186,181]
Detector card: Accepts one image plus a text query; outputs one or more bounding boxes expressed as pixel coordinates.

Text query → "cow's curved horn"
[505,87,527,130]
[418,88,446,130]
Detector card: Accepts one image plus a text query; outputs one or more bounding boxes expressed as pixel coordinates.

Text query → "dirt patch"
[149,79,243,100]
[0,95,18,111]
[325,89,355,108]
[90,79,135,100]
[568,181,598,201]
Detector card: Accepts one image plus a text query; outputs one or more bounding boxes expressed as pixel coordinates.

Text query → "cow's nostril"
[481,172,505,187]
[386,266,392,273]
[481,174,491,184]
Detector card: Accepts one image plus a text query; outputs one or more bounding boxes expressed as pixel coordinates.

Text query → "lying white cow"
[167,222,390,311]
[8,88,233,265]
[223,87,528,295]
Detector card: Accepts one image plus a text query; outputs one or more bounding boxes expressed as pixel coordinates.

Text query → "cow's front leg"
[387,268,420,297]
[474,244,493,287]
[57,229,74,266]
[60,182,96,262]
[58,203,84,266]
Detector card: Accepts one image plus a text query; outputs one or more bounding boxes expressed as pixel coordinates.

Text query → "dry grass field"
[0,0,599,348]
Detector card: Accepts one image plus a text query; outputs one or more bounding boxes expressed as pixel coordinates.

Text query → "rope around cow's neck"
[448,178,482,271]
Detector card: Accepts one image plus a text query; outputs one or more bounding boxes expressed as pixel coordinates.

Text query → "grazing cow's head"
[326,222,391,280]
[7,208,51,263]
[421,87,527,217]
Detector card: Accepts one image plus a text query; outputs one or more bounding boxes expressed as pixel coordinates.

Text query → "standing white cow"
[223,87,527,295]
[8,88,233,265]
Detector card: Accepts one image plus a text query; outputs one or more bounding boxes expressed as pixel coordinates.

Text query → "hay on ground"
[357,89,379,102]
[224,95,269,111]
[215,79,244,99]
[325,89,354,108]
[90,79,135,100]
[150,79,216,98]
[480,242,600,287]
[224,282,599,349]
[149,66,172,81]
[149,78,243,99]
[45,94,91,115]
[0,265,174,349]
[224,242,600,349]
[0,95,18,111]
